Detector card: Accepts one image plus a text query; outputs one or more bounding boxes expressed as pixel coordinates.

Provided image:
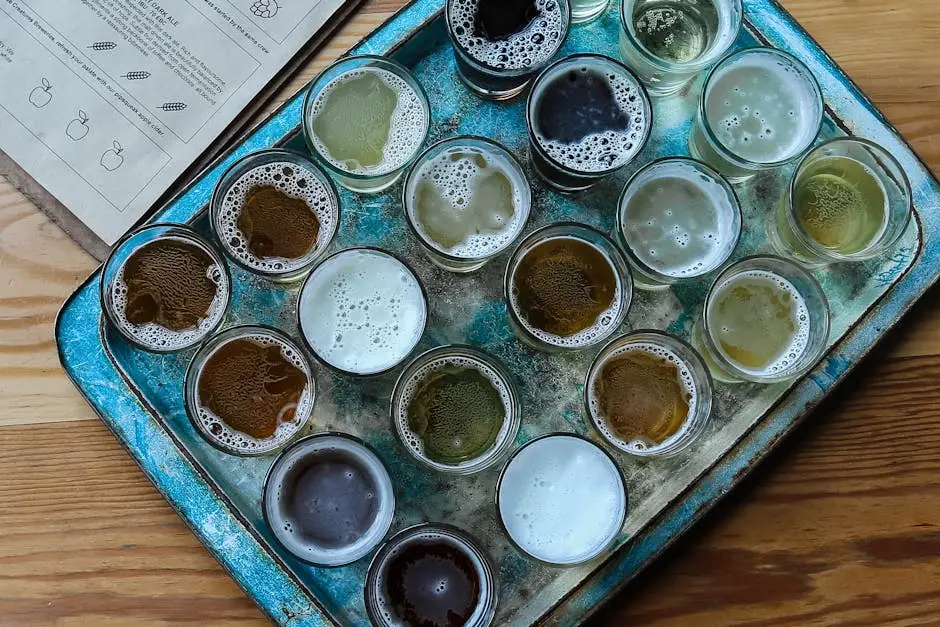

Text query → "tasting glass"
[767,137,913,266]
[390,345,521,474]
[365,523,498,627]
[616,157,741,290]
[526,53,652,192]
[692,255,830,384]
[445,0,571,100]
[184,324,316,456]
[100,223,231,353]
[403,136,531,272]
[618,0,742,96]
[689,47,823,183]
[209,149,340,281]
[585,330,713,457]
[302,55,430,193]
[504,222,634,353]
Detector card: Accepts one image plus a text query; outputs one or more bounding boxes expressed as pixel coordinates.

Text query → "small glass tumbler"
[505,222,633,352]
[210,149,340,282]
[365,523,499,627]
[585,330,713,456]
[184,324,316,456]
[297,247,428,377]
[496,433,627,565]
[689,47,824,183]
[100,223,231,353]
[692,255,830,384]
[403,136,531,272]
[263,432,396,567]
[526,54,652,192]
[768,137,913,266]
[571,0,610,24]
[302,55,430,193]
[617,157,741,290]
[619,0,742,96]
[446,0,571,100]
[391,345,521,474]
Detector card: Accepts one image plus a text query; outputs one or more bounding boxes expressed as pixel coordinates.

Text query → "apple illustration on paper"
[100,140,124,171]
[29,78,52,108]
[66,110,90,141]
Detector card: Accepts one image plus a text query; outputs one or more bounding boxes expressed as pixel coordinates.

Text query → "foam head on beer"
[498,434,626,564]
[298,248,427,375]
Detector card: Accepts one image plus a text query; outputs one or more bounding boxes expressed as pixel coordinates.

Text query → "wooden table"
[2,1,939,624]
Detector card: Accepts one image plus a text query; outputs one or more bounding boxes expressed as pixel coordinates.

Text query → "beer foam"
[621,168,738,277]
[216,161,337,273]
[309,68,427,176]
[710,269,811,376]
[193,332,314,455]
[265,434,395,566]
[498,435,626,564]
[298,249,427,375]
[588,342,698,454]
[448,0,565,70]
[372,529,490,627]
[706,53,820,164]
[395,355,514,469]
[406,146,528,258]
[509,238,625,348]
[532,64,650,173]
[110,237,228,351]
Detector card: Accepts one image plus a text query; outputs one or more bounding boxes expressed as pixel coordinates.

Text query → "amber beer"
[210,149,340,280]
[101,224,231,353]
[505,223,632,351]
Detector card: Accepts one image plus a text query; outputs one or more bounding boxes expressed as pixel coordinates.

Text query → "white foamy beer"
[617,157,741,289]
[497,433,627,565]
[690,47,823,182]
[297,248,427,376]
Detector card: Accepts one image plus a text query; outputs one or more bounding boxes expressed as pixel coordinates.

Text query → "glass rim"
[698,47,824,169]
[296,246,429,378]
[183,323,316,457]
[494,431,628,565]
[402,135,532,263]
[784,136,914,261]
[618,0,744,73]
[701,254,831,383]
[389,343,521,474]
[99,222,232,354]
[503,221,634,351]
[208,148,341,279]
[444,0,572,78]
[583,329,714,457]
[261,431,396,567]
[616,156,742,283]
[525,53,653,177]
[301,54,431,181]
[364,522,499,627]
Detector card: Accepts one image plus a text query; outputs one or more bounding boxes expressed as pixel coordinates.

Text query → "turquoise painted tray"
[56,0,939,624]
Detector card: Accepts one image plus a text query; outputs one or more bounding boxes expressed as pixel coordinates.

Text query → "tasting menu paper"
[0,0,358,258]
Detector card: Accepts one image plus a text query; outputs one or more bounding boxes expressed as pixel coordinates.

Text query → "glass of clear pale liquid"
[767,137,913,266]
[689,47,824,183]
[302,55,430,193]
[692,255,830,384]
[619,0,742,96]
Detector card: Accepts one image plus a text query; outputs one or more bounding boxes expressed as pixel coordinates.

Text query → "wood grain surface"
[1,0,939,625]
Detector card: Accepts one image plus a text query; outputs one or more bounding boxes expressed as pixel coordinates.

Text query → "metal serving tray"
[57,0,940,624]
